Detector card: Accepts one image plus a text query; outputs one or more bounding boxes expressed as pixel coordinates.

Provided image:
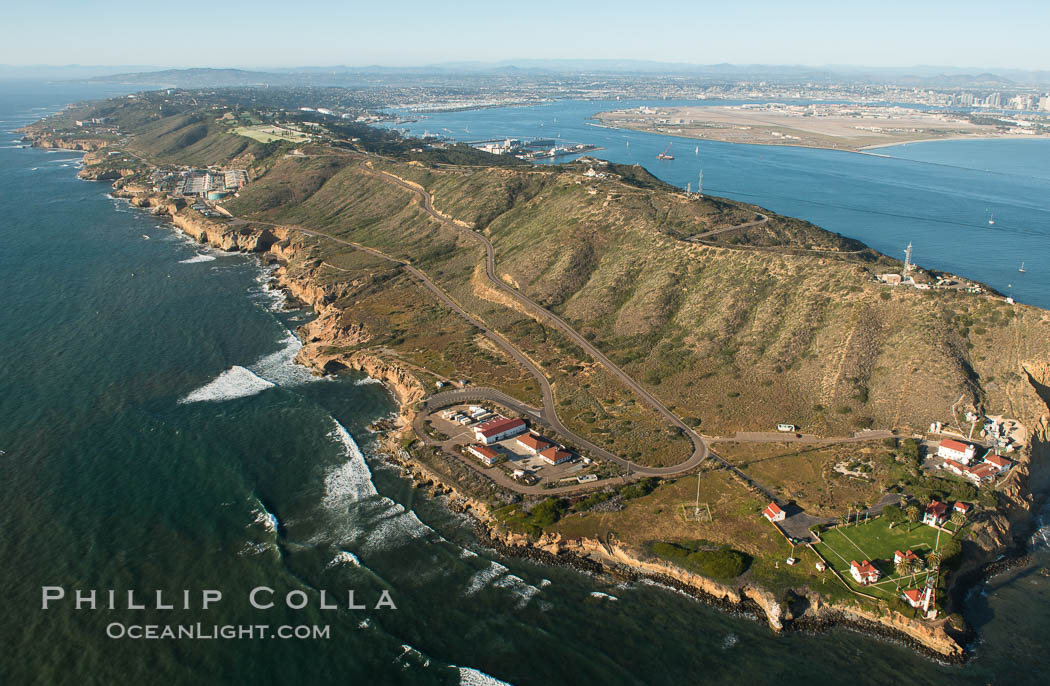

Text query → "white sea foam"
[248,329,314,387]
[322,423,380,504]
[491,574,540,608]
[722,633,739,650]
[178,329,315,403]
[178,253,217,264]
[354,377,384,386]
[179,365,275,404]
[589,591,618,601]
[465,561,509,595]
[457,667,514,686]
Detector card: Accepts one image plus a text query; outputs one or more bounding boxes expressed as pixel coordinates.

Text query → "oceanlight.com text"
[105,623,331,640]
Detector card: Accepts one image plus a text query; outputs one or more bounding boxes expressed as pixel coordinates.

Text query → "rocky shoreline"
[36,133,1044,664]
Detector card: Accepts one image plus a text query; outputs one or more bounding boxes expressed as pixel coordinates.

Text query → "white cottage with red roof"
[850,560,881,585]
[894,549,921,566]
[923,501,949,526]
[902,588,928,608]
[762,502,785,522]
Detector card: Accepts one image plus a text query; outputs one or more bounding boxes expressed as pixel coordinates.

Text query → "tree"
[926,551,942,569]
[950,510,966,528]
[894,559,908,590]
[905,505,920,530]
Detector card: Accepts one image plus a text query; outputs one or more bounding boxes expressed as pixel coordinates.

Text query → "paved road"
[359,162,711,471]
[709,430,896,444]
[684,212,768,241]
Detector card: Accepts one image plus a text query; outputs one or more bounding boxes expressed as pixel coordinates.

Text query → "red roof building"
[953,501,972,514]
[466,444,500,466]
[937,439,977,463]
[984,453,1012,472]
[539,447,572,465]
[894,549,921,566]
[473,417,527,444]
[516,433,553,454]
[903,588,925,608]
[923,501,949,526]
[850,560,881,585]
[762,501,786,522]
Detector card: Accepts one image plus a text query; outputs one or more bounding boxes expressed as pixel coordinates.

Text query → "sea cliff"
[40,130,1046,663]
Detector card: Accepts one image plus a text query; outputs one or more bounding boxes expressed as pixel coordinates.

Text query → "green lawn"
[814,520,946,600]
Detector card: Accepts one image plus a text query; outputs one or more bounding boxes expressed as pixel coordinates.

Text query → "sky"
[6,0,1050,71]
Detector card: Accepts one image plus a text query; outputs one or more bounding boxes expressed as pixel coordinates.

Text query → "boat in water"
[1019,262,1026,273]
[657,142,674,160]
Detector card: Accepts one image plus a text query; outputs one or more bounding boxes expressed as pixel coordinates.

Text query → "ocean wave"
[354,377,384,386]
[178,365,275,404]
[491,573,541,608]
[322,422,380,504]
[589,591,618,601]
[465,561,510,595]
[248,329,315,387]
[178,329,315,403]
[178,253,217,264]
[458,667,514,686]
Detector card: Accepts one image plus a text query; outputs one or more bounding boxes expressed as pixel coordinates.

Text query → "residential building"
[762,501,785,522]
[850,560,881,585]
[953,502,972,515]
[937,439,977,464]
[894,549,921,566]
[466,444,500,466]
[473,417,527,444]
[923,501,949,527]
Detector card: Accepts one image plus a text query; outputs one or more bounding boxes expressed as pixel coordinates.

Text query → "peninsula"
[595,103,1050,151]
[23,87,1050,661]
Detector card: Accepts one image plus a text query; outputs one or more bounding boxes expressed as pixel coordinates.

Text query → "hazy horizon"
[6,0,1050,72]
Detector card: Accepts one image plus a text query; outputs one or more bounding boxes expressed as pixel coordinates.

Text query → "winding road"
[356,161,711,472]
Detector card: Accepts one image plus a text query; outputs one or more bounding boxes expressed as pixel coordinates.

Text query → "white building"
[937,439,976,464]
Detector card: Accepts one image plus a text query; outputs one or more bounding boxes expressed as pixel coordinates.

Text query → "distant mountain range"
[4,61,1048,87]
